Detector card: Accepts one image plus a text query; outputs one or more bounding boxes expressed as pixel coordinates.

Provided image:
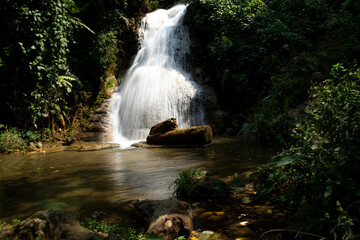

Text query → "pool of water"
[0,137,277,222]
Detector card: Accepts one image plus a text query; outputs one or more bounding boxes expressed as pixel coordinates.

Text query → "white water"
[111,4,204,144]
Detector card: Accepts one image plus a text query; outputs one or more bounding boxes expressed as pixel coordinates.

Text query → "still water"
[0,138,276,222]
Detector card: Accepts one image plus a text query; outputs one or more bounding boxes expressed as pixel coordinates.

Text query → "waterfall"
[111,4,204,144]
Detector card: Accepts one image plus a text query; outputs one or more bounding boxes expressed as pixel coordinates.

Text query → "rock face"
[0,211,109,240]
[75,99,113,142]
[136,199,193,240]
[146,119,213,145]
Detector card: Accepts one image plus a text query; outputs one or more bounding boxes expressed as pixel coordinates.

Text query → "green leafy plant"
[0,219,21,231]
[170,168,237,201]
[81,217,162,240]
[0,126,26,153]
[256,64,360,239]
[169,168,206,200]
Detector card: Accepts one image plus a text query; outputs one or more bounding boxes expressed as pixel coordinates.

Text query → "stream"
[0,138,276,222]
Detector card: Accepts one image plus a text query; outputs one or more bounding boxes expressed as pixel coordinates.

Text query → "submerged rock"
[146,119,213,145]
[0,211,110,240]
[64,141,120,151]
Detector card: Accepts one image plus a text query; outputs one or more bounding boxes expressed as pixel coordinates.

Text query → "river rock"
[0,210,111,240]
[149,118,178,135]
[146,125,213,145]
[136,199,193,240]
[64,141,120,151]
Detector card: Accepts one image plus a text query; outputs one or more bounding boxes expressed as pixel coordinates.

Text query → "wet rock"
[146,125,213,145]
[136,199,193,240]
[149,118,178,135]
[88,114,107,123]
[0,210,110,240]
[85,122,108,132]
[65,141,120,151]
[198,230,222,240]
[75,99,112,142]
[131,141,209,148]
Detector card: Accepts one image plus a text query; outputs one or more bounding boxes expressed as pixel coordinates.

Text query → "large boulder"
[149,118,178,135]
[0,211,111,240]
[146,120,213,145]
[136,199,193,240]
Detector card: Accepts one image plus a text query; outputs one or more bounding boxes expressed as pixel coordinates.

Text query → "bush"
[186,0,325,111]
[0,125,26,153]
[170,169,244,201]
[170,168,207,200]
[256,64,360,239]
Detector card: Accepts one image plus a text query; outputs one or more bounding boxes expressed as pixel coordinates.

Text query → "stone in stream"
[149,118,178,136]
[146,119,213,145]
[135,199,193,240]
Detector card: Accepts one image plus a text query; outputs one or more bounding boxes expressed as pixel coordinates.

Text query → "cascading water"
[111,4,204,144]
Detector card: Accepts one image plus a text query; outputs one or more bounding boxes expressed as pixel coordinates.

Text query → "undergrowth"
[256,64,360,239]
[81,217,164,240]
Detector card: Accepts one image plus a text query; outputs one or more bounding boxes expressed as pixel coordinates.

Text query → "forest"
[0,0,359,239]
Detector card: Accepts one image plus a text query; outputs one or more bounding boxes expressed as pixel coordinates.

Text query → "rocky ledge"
[28,141,120,153]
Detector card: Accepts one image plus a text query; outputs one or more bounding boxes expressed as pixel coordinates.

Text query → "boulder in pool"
[146,119,213,145]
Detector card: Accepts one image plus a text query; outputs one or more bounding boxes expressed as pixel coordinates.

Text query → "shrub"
[256,64,360,239]
[170,168,207,200]
[0,125,26,153]
[170,169,244,201]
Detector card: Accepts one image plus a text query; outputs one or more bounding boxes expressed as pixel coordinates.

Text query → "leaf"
[255,181,276,199]
[212,180,225,191]
[263,155,300,168]
[324,185,333,198]
[230,176,244,188]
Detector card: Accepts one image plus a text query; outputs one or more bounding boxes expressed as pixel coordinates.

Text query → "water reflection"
[0,137,277,221]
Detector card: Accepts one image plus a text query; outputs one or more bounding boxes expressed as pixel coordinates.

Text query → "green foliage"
[186,0,360,136]
[81,217,163,240]
[0,126,26,153]
[0,125,50,153]
[0,222,9,232]
[0,0,90,128]
[16,0,85,127]
[170,168,207,200]
[239,96,295,144]
[257,64,360,239]
[0,219,21,231]
[170,169,243,201]
[186,0,323,109]
[175,236,186,240]
[106,78,115,89]
[96,30,120,68]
